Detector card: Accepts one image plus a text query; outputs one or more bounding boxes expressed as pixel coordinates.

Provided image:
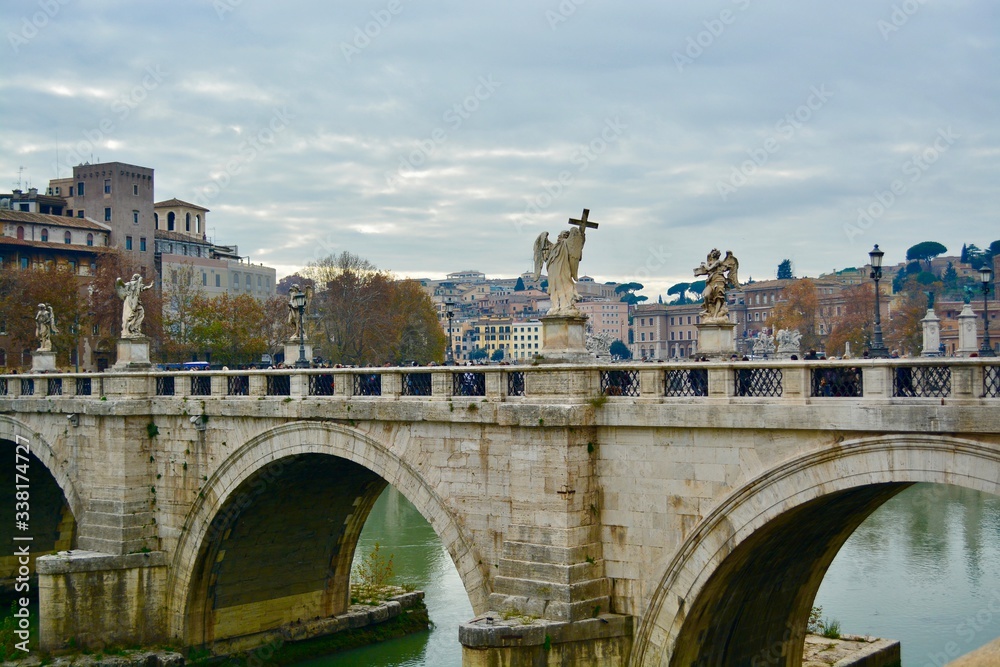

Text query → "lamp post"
[292,289,308,368]
[867,244,889,358]
[980,265,995,357]
[446,300,455,364]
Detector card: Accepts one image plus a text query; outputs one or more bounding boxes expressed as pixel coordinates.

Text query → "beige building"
[577,300,628,341]
[511,320,543,361]
[49,161,157,278]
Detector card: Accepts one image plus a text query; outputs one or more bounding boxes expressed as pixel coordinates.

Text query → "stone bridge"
[1,359,999,666]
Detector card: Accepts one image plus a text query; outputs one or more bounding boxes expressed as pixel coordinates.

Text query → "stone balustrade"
[1,358,998,401]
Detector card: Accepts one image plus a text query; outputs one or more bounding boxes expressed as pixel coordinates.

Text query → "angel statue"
[532,209,597,316]
[286,283,314,340]
[693,248,740,323]
[115,273,154,338]
[35,303,58,352]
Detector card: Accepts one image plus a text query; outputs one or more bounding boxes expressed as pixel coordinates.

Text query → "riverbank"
[1,593,428,667]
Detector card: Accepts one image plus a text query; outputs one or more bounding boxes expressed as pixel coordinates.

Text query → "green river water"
[297,483,1000,667]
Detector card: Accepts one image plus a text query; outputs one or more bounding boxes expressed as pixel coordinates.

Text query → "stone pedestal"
[538,314,595,364]
[695,321,737,359]
[956,304,979,357]
[31,350,57,372]
[284,337,313,366]
[921,308,942,357]
[112,337,151,371]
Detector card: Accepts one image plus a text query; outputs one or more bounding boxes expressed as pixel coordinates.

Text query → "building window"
[202,272,207,286]
[92,324,99,336]
[68,260,76,273]
[104,207,112,222]
[215,274,221,287]
[104,179,111,194]
[133,184,138,195]
[77,182,84,196]
[41,228,49,242]
[68,186,74,196]
[140,237,147,252]
[16,226,24,240]
[185,212,191,232]
[195,214,201,232]
[257,276,262,288]
[125,236,133,250]
[232,273,240,288]
[64,231,71,244]
[20,257,29,269]
[86,233,94,246]
[132,210,139,224]
[167,212,175,231]
[77,210,84,218]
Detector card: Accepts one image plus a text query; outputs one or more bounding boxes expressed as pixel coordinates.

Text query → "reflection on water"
[815,484,1000,667]
[295,486,471,667]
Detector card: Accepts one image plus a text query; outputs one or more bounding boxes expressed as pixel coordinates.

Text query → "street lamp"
[867,244,889,358]
[980,265,995,357]
[446,300,455,364]
[292,289,308,368]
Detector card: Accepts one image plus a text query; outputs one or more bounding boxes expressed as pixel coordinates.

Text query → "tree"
[0,264,89,369]
[825,284,876,357]
[770,279,821,351]
[186,293,269,366]
[276,273,314,296]
[90,248,163,355]
[304,252,445,366]
[667,282,692,305]
[161,263,202,362]
[905,241,947,266]
[468,347,488,361]
[514,276,525,291]
[615,282,647,306]
[609,339,631,360]
[491,348,505,362]
[777,259,794,280]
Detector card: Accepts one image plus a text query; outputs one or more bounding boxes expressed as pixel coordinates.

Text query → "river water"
[298,483,1000,667]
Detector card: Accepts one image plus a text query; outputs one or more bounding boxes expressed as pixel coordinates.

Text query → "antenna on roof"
[14,166,24,190]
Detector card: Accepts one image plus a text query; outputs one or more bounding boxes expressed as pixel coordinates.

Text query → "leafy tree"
[825,284,876,357]
[609,339,631,360]
[491,348,505,362]
[276,273,314,296]
[989,240,1000,258]
[777,259,794,280]
[514,276,525,291]
[905,241,947,266]
[667,282,692,305]
[886,279,936,356]
[615,282,647,306]
[305,254,445,366]
[770,279,822,351]
[964,243,987,269]
[186,292,269,366]
[469,347,488,361]
[689,280,706,299]
[943,262,958,288]
[0,264,89,369]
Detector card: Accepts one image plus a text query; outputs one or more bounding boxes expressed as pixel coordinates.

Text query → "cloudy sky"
[2,0,997,298]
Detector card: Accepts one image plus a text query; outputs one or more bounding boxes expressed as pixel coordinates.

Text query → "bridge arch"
[632,433,1000,667]
[166,420,486,646]
[0,415,84,522]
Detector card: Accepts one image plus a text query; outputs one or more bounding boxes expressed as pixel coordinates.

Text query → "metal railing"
[985,366,1000,398]
[507,371,525,397]
[893,366,951,398]
[665,369,708,397]
[735,368,782,397]
[191,376,212,396]
[309,374,335,396]
[811,367,863,398]
[453,372,486,397]
[353,373,382,397]
[602,370,640,397]
[402,372,432,397]
[266,375,291,396]
[228,375,249,396]
[155,376,175,396]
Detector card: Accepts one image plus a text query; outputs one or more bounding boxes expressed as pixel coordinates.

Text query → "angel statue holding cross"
[532,209,598,317]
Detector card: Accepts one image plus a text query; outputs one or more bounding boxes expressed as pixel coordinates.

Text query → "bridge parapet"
[1,358,997,402]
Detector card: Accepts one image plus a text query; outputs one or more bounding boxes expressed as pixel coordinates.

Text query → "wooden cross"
[568,208,599,234]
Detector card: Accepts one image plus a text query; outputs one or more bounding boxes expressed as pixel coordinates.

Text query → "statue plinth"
[284,337,313,367]
[537,313,595,364]
[695,321,737,359]
[31,350,57,373]
[920,308,942,357]
[113,337,152,372]
[956,304,979,357]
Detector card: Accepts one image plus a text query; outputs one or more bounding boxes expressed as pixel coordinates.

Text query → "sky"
[2,0,998,299]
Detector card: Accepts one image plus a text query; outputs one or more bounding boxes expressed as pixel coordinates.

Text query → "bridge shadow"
[632,434,1000,667]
